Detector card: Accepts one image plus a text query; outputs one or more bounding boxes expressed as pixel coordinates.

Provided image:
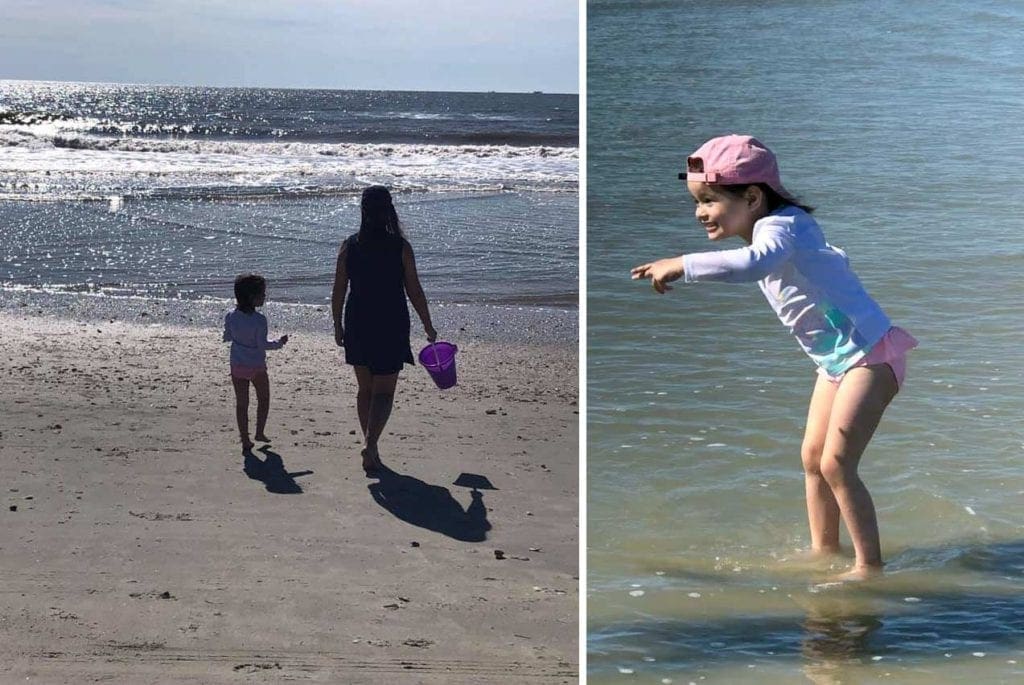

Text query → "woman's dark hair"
[720,183,815,214]
[234,273,266,313]
[358,185,405,245]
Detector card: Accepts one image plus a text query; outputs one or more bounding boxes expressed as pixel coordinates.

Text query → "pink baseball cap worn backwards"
[681,134,796,202]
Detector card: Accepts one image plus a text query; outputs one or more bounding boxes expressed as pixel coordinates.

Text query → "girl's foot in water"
[831,564,883,582]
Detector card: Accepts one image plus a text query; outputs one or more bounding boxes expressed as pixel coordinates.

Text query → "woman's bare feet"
[361,447,383,475]
[241,439,255,454]
[254,433,271,443]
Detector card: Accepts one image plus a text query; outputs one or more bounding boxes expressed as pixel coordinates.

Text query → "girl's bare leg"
[231,375,254,452]
[364,372,399,468]
[819,363,898,574]
[801,374,842,554]
[353,365,373,439]
[252,371,271,442]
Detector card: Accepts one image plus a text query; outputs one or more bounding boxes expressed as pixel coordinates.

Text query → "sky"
[0,0,579,93]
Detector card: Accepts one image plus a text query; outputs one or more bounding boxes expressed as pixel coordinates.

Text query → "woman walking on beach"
[631,135,917,579]
[332,186,437,475]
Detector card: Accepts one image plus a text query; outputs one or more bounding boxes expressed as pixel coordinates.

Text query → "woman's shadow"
[368,467,493,542]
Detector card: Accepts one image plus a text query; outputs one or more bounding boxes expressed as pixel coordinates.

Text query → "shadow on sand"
[243,446,313,494]
[368,467,494,542]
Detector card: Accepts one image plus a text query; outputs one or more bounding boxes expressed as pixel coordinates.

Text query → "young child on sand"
[631,135,917,579]
[223,274,288,454]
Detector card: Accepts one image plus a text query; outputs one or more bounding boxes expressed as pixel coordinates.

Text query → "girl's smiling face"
[687,181,759,244]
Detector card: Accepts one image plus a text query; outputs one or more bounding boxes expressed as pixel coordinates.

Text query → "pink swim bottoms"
[819,326,919,391]
[230,364,267,380]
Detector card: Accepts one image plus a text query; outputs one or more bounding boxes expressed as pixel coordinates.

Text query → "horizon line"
[0,77,579,97]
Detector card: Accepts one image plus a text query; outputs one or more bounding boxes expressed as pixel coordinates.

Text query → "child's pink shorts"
[230,364,267,380]
[819,326,919,391]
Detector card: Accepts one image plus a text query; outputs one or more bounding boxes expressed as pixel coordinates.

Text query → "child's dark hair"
[234,273,266,313]
[721,183,815,214]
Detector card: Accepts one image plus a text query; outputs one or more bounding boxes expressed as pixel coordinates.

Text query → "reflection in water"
[589,541,1024,683]
[801,598,883,685]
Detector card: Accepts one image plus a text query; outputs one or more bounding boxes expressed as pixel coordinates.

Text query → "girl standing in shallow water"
[223,274,288,454]
[631,135,917,579]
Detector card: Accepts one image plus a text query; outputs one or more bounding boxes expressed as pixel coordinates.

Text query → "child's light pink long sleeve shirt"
[682,206,892,375]
[222,309,284,368]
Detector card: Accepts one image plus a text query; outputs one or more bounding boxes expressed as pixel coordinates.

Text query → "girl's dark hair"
[358,185,405,245]
[720,183,815,214]
[234,273,266,313]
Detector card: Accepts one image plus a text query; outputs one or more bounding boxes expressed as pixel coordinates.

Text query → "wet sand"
[0,310,578,683]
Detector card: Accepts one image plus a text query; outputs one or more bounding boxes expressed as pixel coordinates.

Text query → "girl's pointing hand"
[631,257,685,294]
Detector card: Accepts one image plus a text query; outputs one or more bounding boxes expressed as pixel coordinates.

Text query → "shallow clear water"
[1,191,577,307]
[587,0,1024,681]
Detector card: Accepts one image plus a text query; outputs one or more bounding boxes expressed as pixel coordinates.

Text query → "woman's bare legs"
[353,365,373,439]
[801,374,842,554]
[364,372,399,468]
[365,373,399,452]
[819,363,898,576]
[252,370,271,442]
[351,367,399,471]
[231,375,254,452]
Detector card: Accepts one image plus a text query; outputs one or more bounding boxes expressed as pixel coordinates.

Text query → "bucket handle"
[425,341,456,371]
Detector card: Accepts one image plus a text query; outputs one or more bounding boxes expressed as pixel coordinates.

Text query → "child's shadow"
[368,467,493,542]
[243,447,313,494]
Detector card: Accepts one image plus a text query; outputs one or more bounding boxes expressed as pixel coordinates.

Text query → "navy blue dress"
[342,232,414,374]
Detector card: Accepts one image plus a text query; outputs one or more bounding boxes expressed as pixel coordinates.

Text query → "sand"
[0,310,578,683]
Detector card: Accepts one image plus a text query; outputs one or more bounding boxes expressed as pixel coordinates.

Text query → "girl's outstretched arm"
[682,224,793,283]
[402,241,437,342]
[631,257,685,294]
[331,240,349,347]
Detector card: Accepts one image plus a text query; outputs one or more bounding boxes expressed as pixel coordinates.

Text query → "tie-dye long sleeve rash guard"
[681,206,891,376]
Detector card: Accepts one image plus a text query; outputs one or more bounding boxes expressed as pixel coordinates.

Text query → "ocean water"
[588,1,1024,683]
[0,81,577,340]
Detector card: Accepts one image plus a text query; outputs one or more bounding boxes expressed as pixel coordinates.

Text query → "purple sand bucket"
[419,341,458,389]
